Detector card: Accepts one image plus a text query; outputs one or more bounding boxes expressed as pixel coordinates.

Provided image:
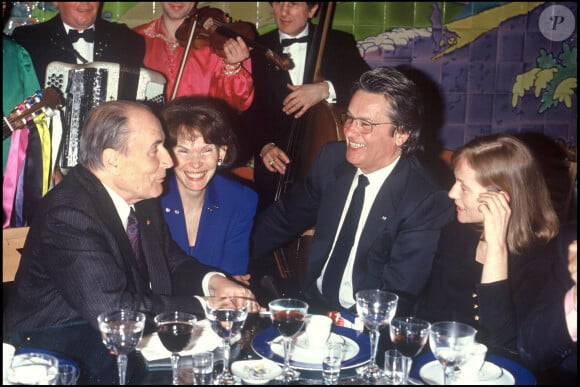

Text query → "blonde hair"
[451,134,559,254]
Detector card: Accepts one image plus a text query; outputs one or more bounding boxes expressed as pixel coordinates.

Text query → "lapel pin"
[381,216,387,220]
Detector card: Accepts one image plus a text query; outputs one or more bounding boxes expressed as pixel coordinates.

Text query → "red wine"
[157,321,194,353]
[271,310,305,337]
[392,333,427,357]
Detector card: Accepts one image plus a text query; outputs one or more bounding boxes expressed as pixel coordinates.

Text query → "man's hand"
[233,273,251,287]
[283,82,329,118]
[223,36,250,65]
[260,144,289,174]
[207,275,261,312]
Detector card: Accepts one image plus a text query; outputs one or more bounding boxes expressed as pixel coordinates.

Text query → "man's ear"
[103,148,119,174]
[394,128,410,147]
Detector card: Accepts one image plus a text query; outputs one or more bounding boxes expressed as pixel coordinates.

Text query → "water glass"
[6,352,60,385]
[58,363,79,385]
[191,352,214,385]
[383,349,412,385]
[322,342,344,385]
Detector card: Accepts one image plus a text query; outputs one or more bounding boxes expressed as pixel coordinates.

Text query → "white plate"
[270,332,358,366]
[231,359,282,385]
[420,360,515,385]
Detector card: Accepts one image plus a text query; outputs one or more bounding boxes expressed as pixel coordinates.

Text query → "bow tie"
[68,28,95,43]
[281,36,309,47]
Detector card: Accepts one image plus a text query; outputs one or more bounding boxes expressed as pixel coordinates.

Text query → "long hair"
[160,96,239,167]
[451,133,559,254]
[354,66,423,155]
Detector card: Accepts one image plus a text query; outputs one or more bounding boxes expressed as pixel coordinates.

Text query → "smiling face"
[54,2,100,30]
[343,90,409,174]
[110,107,174,204]
[272,2,318,37]
[448,158,487,224]
[172,131,227,195]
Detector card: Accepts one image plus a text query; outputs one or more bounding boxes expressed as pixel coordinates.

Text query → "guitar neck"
[3,116,15,141]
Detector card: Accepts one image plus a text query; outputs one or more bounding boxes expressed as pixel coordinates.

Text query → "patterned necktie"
[68,28,95,43]
[322,174,369,307]
[126,208,142,262]
[281,36,309,47]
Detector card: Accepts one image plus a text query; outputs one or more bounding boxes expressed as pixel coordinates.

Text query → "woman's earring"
[217,159,223,167]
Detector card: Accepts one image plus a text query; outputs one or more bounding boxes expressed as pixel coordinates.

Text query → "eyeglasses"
[339,112,393,134]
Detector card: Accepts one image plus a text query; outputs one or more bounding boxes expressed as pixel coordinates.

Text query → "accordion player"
[45,61,166,171]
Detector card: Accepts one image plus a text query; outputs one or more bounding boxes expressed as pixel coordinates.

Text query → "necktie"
[68,28,95,43]
[322,174,369,307]
[281,36,309,47]
[127,208,143,264]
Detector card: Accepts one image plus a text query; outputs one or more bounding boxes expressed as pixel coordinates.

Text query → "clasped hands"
[206,273,263,313]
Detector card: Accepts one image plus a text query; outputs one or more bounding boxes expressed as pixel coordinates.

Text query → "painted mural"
[4,2,577,152]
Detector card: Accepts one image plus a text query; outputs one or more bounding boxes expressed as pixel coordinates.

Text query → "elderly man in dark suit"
[240,2,370,212]
[3,100,260,333]
[11,2,144,83]
[251,66,455,316]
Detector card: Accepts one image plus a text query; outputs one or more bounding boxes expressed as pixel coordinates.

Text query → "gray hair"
[78,100,154,170]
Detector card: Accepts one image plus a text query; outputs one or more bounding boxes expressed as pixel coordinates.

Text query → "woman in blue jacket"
[159,96,258,279]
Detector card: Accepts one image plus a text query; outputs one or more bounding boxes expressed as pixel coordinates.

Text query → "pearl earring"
[217,159,223,167]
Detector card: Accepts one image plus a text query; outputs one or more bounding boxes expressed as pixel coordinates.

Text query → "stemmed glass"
[429,321,477,385]
[97,309,146,385]
[268,298,309,383]
[154,311,197,385]
[204,296,249,385]
[389,316,431,358]
[355,289,399,383]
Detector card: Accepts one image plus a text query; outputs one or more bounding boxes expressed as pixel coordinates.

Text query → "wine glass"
[154,311,197,385]
[355,289,399,383]
[204,296,249,385]
[429,321,477,385]
[268,298,309,383]
[389,316,431,358]
[97,309,146,385]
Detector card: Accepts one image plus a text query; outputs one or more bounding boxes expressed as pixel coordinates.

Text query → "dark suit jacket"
[251,141,455,314]
[518,221,577,385]
[240,25,370,208]
[12,14,145,83]
[417,219,561,355]
[3,165,220,333]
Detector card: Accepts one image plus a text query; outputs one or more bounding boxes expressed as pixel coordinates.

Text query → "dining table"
[3,312,537,385]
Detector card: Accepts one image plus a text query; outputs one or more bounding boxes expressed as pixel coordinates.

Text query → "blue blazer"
[161,172,258,275]
[251,141,455,313]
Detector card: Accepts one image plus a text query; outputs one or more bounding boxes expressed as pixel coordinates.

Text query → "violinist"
[239,2,370,212]
[134,2,254,111]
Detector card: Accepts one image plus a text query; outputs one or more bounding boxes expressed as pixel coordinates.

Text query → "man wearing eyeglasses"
[251,66,455,316]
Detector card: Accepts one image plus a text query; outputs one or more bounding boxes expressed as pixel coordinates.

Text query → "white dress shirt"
[316,156,401,308]
[63,22,94,64]
[279,25,337,103]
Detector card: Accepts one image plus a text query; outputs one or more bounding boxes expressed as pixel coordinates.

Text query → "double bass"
[272,2,343,285]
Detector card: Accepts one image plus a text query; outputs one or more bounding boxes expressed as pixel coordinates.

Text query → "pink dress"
[134,17,254,111]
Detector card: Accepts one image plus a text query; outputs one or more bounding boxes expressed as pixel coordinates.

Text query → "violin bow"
[171,18,198,101]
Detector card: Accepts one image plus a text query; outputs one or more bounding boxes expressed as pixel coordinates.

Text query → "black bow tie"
[281,36,309,47]
[68,28,95,43]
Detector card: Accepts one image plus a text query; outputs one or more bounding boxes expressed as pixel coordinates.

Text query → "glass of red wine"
[268,298,309,383]
[389,316,431,358]
[154,311,197,385]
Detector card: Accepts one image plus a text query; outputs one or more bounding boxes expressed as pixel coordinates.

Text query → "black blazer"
[3,165,218,333]
[12,14,145,83]
[251,141,455,314]
[240,25,370,206]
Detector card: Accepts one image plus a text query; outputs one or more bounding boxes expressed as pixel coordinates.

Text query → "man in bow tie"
[11,2,144,83]
[239,2,370,212]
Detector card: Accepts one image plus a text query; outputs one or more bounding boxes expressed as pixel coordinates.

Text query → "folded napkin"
[137,319,222,362]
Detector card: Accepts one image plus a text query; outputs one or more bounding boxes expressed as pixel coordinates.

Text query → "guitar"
[3,87,64,140]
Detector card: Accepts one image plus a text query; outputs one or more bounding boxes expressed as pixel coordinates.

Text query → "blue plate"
[15,347,80,373]
[252,326,370,371]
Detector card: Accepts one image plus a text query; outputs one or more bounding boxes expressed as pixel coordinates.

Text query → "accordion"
[45,61,166,168]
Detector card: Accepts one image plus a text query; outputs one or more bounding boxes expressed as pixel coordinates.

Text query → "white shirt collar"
[279,24,309,42]
[358,155,401,186]
[62,21,95,34]
[101,182,133,230]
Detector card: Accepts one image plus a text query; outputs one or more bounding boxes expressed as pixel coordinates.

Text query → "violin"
[175,6,293,71]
